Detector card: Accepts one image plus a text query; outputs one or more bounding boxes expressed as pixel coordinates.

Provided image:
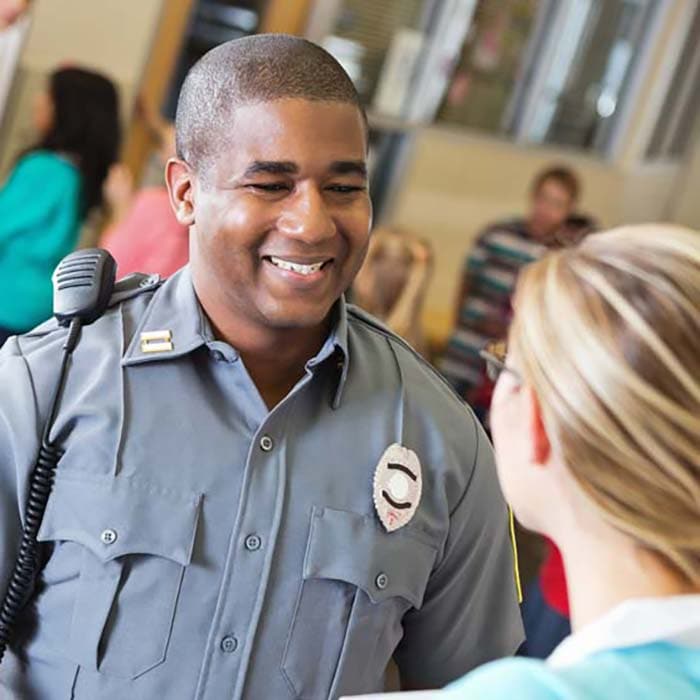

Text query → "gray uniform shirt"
[0,267,523,699]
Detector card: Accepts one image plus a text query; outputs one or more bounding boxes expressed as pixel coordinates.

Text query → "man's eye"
[249,183,289,192]
[327,185,365,194]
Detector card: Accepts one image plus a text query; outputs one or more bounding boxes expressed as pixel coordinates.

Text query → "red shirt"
[540,539,570,616]
[101,187,189,279]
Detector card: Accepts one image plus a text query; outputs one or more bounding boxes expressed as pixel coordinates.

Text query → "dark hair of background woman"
[31,67,121,216]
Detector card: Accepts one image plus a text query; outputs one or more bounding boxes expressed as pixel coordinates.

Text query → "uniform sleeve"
[394,427,524,689]
[443,658,567,699]
[0,337,42,598]
[0,154,76,244]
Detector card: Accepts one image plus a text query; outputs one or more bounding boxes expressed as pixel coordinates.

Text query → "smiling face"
[169,98,371,334]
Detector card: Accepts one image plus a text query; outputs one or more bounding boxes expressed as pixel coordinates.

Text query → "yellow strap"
[509,506,523,603]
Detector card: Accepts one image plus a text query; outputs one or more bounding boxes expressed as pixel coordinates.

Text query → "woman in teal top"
[0,66,120,341]
[439,225,700,699]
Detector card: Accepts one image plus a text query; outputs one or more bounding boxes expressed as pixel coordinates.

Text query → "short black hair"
[175,34,364,170]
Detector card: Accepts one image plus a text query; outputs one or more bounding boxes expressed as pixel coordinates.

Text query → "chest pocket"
[36,473,201,680]
[281,506,437,699]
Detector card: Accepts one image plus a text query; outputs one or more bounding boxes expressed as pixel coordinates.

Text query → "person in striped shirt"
[440,165,594,424]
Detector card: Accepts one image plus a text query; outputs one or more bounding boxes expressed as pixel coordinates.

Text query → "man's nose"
[276,183,336,245]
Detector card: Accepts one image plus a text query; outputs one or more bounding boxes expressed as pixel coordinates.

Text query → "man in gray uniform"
[0,35,522,699]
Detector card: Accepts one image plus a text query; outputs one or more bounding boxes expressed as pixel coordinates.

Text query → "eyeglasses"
[479,340,521,383]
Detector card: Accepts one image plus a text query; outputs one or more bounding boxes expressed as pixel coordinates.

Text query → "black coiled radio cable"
[0,317,82,664]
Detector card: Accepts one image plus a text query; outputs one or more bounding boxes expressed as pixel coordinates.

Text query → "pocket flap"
[303,507,437,609]
[37,474,201,566]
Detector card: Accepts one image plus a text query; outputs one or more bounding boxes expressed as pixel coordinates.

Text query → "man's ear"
[528,386,551,466]
[165,158,196,226]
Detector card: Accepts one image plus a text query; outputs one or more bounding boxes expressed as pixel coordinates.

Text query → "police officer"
[0,35,523,699]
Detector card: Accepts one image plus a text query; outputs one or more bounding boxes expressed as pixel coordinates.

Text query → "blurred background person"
[439,165,595,425]
[444,224,700,698]
[0,0,28,29]
[0,66,120,345]
[100,97,189,279]
[352,226,433,356]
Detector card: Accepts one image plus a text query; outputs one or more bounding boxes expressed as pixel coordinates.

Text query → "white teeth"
[269,256,325,275]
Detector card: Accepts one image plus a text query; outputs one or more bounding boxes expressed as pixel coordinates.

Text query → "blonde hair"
[510,224,700,584]
[353,227,433,354]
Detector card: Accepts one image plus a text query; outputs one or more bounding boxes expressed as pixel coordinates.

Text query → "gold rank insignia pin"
[140,330,173,353]
[373,443,422,532]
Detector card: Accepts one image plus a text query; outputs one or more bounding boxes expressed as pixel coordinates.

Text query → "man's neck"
[197,294,332,410]
[239,326,328,410]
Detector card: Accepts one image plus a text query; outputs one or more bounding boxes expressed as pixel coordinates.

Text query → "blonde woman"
[442,224,700,697]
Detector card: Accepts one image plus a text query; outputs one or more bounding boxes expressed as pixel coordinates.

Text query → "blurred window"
[0,15,30,130]
[646,3,700,160]
[438,0,540,133]
[162,0,264,120]
[437,0,659,155]
[313,0,435,108]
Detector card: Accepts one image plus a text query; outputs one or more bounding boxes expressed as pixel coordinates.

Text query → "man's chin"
[261,301,337,331]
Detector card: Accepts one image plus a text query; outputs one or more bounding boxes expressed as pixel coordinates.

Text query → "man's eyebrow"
[242,161,299,177]
[330,160,367,177]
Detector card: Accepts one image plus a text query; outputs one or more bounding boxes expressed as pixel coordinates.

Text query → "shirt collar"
[122,266,212,366]
[305,296,349,409]
[122,265,350,406]
[548,595,700,668]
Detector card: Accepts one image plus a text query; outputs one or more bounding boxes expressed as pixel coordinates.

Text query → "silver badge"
[373,443,422,532]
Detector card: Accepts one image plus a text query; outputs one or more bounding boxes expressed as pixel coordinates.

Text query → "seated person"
[439,165,596,423]
[443,223,700,698]
[352,227,433,355]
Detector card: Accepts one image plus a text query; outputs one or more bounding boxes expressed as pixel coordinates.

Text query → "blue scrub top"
[445,642,700,698]
[0,150,82,331]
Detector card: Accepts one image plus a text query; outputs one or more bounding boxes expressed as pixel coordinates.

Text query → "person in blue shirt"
[440,224,700,699]
[0,66,120,343]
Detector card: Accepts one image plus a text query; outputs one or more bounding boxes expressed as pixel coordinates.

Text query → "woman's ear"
[165,158,196,226]
[528,386,551,466]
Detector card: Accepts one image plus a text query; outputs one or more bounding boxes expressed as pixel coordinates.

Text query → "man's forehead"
[239,159,367,178]
[214,99,365,149]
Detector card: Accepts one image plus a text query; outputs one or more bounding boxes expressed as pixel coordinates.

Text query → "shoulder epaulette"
[347,304,428,363]
[22,274,163,340]
[107,273,163,308]
[347,304,468,406]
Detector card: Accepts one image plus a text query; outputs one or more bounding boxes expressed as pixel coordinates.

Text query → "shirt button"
[100,529,118,545]
[220,636,238,653]
[211,350,225,362]
[259,435,274,452]
[375,572,389,590]
[245,534,262,551]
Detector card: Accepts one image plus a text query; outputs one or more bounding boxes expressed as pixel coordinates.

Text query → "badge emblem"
[373,443,422,532]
